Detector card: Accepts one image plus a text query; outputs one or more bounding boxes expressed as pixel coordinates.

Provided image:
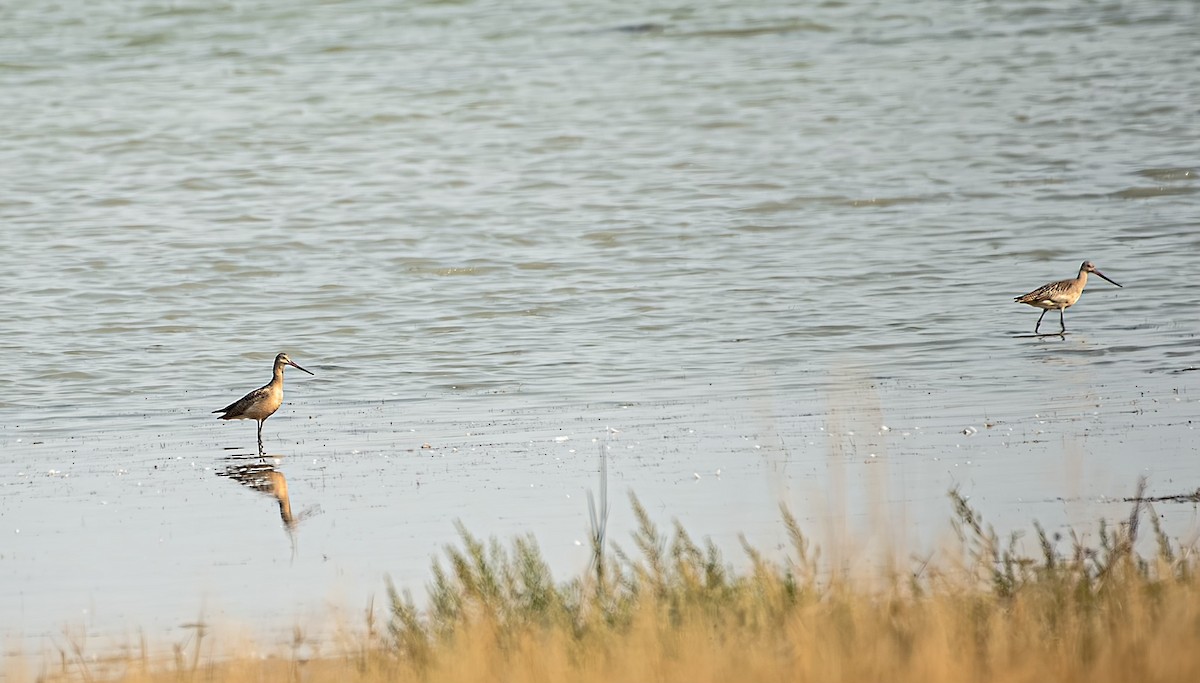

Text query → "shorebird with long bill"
[214,352,314,451]
[1014,261,1121,334]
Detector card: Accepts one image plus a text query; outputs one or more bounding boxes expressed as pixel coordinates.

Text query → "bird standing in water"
[1015,261,1122,334]
[214,352,314,452]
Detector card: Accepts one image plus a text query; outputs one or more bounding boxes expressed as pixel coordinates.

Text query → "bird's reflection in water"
[217,454,320,559]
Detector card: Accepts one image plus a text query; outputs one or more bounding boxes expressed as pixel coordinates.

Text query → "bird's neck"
[1077,270,1089,286]
[271,363,287,384]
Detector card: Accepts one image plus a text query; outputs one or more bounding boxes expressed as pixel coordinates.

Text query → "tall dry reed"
[19,478,1200,683]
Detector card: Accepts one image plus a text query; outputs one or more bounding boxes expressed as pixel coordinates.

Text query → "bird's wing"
[214,385,270,415]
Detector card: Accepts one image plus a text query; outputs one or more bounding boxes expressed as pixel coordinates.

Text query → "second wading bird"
[1015,261,1122,334]
[214,352,314,451]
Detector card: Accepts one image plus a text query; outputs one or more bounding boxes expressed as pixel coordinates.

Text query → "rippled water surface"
[2,0,1199,654]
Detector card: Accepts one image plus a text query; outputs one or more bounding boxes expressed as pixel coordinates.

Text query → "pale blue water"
[1,0,1198,658]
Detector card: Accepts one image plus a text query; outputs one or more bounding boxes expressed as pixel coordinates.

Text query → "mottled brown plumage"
[215,352,314,451]
[1015,261,1121,334]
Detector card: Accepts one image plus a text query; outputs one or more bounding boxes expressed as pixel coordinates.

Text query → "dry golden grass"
[15,484,1200,683]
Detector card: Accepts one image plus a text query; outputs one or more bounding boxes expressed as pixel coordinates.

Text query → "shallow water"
[2,0,1199,656]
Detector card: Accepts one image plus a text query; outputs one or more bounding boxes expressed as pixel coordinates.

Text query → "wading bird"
[1015,261,1121,334]
[214,352,314,451]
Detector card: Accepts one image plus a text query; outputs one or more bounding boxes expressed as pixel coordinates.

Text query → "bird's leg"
[257,420,264,454]
[1035,309,1047,334]
[1059,308,1066,334]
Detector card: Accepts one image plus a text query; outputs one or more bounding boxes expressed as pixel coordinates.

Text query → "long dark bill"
[287,360,315,375]
[1093,270,1122,288]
